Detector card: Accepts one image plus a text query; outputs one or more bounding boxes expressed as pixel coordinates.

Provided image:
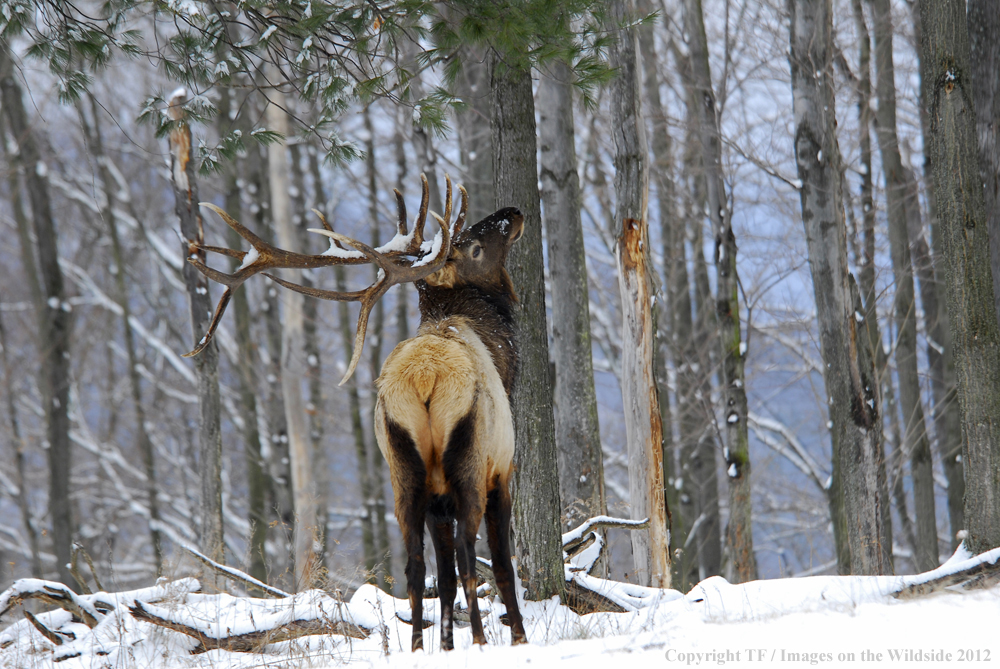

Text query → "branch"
[0,580,103,628]
[562,515,650,557]
[129,600,368,652]
[181,545,290,598]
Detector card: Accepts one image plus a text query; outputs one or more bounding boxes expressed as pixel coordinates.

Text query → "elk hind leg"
[443,412,488,645]
[427,502,457,651]
[486,480,527,644]
[386,419,429,652]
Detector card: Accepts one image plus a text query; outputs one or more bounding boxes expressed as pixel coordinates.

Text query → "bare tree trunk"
[2,41,76,588]
[682,0,756,583]
[0,111,43,579]
[77,95,164,575]
[902,164,965,549]
[246,138,295,583]
[454,49,495,224]
[638,14,684,588]
[165,90,225,572]
[968,0,1000,328]
[290,143,330,573]
[216,88,269,586]
[870,0,938,570]
[362,107,393,591]
[335,263,378,578]
[490,54,565,601]
[538,62,607,539]
[0,311,42,577]
[788,0,891,574]
[918,0,1000,555]
[265,90,315,589]
[607,0,671,588]
[847,0,890,572]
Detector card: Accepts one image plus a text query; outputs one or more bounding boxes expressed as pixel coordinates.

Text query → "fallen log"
[129,600,369,653]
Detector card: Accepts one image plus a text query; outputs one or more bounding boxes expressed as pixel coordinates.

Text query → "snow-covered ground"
[1,546,997,668]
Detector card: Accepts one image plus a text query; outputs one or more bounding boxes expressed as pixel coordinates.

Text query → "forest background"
[0,0,999,602]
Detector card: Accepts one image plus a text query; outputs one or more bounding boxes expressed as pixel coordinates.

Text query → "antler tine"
[394,189,408,236]
[412,173,429,250]
[442,174,453,226]
[453,185,469,240]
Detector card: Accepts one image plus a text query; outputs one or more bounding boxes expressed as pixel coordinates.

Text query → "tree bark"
[607,0,671,588]
[165,90,225,572]
[454,48,495,224]
[538,62,608,539]
[265,90,315,589]
[490,55,565,601]
[683,0,756,583]
[788,0,891,574]
[638,12,685,588]
[968,0,1000,328]
[918,0,1000,555]
[870,0,938,571]
[2,40,76,588]
[362,107,394,591]
[847,0,890,572]
[902,164,965,549]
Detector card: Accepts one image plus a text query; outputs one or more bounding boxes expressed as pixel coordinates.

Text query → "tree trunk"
[362,107,394,591]
[2,41,76,589]
[300,146,330,567]
[0,311,42,577]
[676,49,724,582]
[683,0,756,583]
[216,87,269,586]
[77,94,165,575]
[607,0,671,588]
[454,49,495,224]
[902,164,965,549]
[968,0,1000,328]
[290,143,330,574]
[638,11,685,588]
[165,90,225,572]
[538,62,607,539]
[490,55,565,601]
[0,111,43,579]
[265,91,315,589]
[847,0,889,572]
[918,0,1000,555]
[246,137,295,584]
[788,0,891,574]
[870,0,938,570]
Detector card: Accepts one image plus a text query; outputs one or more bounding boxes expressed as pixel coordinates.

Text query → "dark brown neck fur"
[416,280,518,396]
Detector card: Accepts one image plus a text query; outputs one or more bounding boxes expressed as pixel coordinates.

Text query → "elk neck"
[415,281,518,396]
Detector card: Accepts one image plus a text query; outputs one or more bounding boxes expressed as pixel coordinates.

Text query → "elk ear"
[508,213,524,244]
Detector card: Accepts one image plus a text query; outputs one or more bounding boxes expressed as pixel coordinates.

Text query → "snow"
[412,231,444,268]
[237,246,259,271]
[2,547,999,668]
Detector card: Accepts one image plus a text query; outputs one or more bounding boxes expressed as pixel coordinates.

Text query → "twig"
[181,545,290,598]
[130,600,368,652]
[69,545,92,595]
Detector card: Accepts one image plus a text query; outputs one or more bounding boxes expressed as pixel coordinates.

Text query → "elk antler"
[184,174,467,385]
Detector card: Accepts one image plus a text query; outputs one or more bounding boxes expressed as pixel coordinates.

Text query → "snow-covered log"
[129,600,368,652]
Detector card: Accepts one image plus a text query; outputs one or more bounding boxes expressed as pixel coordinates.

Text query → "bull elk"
[186,175,527,650]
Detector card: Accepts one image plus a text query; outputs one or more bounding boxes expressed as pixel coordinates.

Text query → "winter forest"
[1,0,1000,664]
